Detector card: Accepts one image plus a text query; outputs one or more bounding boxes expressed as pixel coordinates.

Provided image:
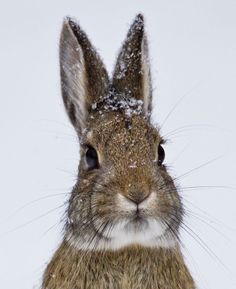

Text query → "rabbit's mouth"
[125,212,149,232]
[132,213,143,223]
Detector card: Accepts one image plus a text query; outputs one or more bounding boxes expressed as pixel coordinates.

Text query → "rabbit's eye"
[85,146,99,170]
[158,144,165,166]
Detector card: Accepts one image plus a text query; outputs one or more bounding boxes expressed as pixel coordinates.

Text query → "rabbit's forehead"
[90,115,158,141]
[86,114,160,164]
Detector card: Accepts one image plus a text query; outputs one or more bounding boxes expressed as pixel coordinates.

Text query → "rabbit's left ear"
[112,14,152,116]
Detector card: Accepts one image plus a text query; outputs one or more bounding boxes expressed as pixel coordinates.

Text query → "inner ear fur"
[60,17,109,135]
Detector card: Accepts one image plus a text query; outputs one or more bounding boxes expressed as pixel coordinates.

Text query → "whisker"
[0,192,70,224]
[0,204,65,237]
[163,124,217,139]
[160,80,205,129]
[182,197,236,232]
[178,219,230,273]
[173,156,223,181]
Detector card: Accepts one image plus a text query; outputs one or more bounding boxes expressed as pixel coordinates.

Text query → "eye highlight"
[85,145,99,170]
[158,144,165,166]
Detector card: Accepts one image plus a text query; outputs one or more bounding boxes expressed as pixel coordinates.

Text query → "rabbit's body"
[41,14,196,289]
[42,242,194,289]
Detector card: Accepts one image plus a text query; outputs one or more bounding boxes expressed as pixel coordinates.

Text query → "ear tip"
[62,16,81,32]
[136,13,144,23]
[62,16,72,25]
[129,13,145,34]
[134,13,145,26]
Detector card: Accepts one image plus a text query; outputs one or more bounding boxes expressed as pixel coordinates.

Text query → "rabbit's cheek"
[90,190,116,221]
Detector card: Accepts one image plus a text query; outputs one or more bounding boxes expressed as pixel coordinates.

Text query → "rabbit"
[41,14,195,289]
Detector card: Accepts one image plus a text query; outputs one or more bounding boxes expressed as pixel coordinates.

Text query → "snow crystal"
[116,60,127,80]
[91,102,97,110]
[128,161,137,168]
[82,128,89,134]
[67,216,74,224]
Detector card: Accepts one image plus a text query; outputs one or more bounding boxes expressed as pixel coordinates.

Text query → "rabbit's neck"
[42,241,195,289]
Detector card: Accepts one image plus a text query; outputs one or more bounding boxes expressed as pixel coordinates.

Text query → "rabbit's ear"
[60,18,109,135]
[112,14,152,116]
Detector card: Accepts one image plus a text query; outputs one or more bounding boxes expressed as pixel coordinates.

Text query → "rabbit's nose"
[126,191,150,205]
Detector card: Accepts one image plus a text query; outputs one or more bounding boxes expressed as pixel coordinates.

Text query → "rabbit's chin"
[66,217,177,251]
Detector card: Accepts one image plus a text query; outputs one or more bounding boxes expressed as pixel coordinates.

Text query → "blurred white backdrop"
[0,1,236,288]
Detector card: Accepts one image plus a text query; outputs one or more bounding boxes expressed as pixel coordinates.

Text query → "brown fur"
[42,241,194,289]
[41,14,196,289]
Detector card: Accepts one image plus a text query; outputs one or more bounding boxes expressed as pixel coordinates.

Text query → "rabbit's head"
[60,14,183,250]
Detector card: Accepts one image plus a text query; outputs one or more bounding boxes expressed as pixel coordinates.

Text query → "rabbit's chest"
[48,259,192,289]
[42,244,195,289]
[80,261,194,289]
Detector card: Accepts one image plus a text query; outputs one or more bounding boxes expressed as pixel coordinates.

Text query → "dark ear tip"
[129,13,145,35]
[136,13,144,23]
[133,13,145,28]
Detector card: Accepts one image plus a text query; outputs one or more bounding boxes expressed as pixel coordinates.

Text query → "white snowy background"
[0,1,236,289]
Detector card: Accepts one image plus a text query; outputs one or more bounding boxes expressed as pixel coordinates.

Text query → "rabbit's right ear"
[60,18,109,136]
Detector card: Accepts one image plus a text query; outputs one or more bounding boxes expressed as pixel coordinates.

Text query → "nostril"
[126,191,149,205]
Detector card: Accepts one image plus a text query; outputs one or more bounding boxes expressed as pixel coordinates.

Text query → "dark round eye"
[158,144,165,166]
[85,146,99,170]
